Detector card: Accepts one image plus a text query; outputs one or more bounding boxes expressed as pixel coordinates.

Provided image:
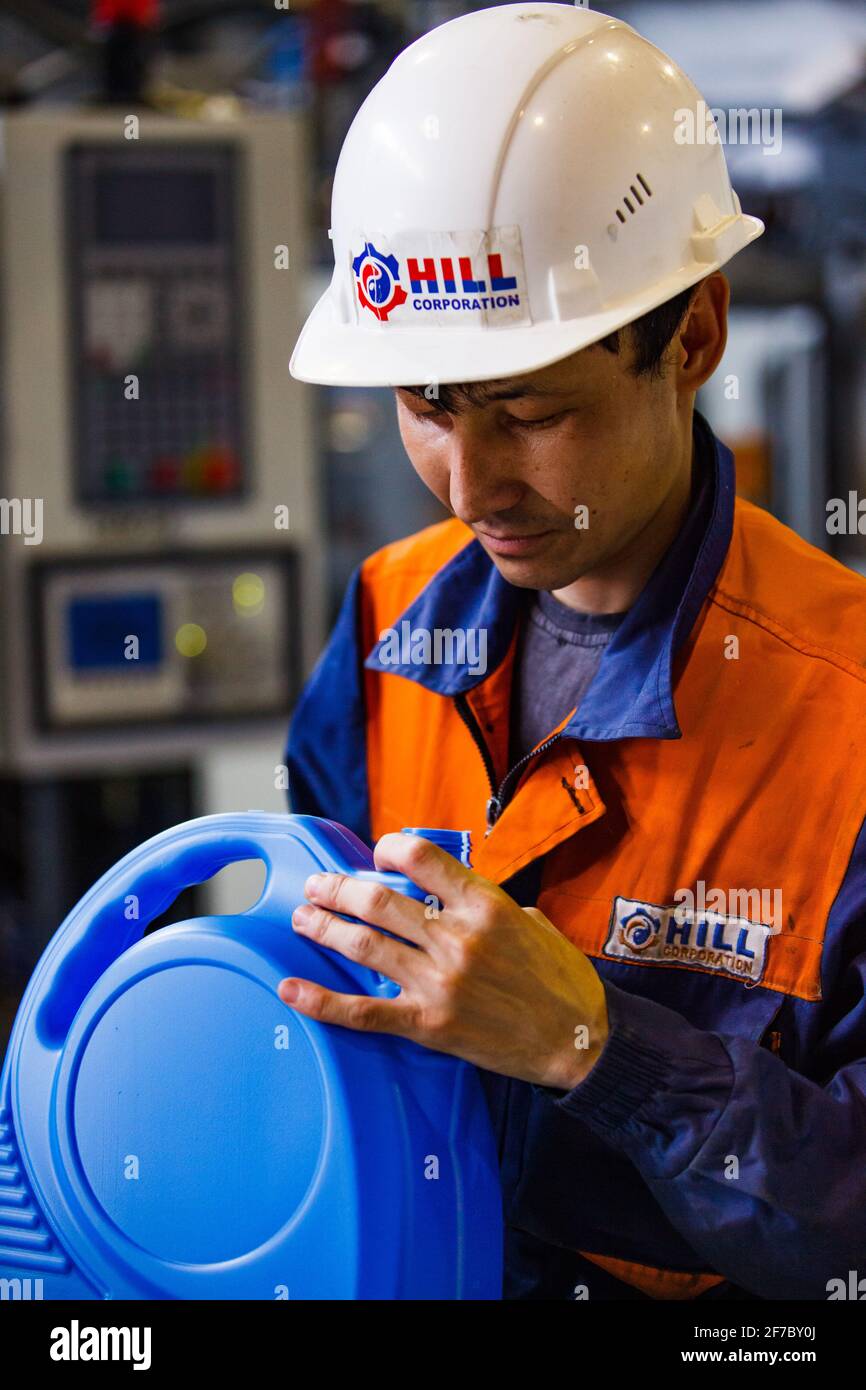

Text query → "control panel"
[66,143,247,503]
[33,552,297,731]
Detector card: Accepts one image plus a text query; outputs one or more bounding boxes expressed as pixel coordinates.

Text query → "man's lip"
[475,528,553,541]
[475,528,554,555]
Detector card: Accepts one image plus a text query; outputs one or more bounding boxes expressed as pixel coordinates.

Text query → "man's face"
[394,333,684,595]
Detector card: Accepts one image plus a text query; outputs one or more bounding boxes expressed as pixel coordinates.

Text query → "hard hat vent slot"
[615,173,653,224]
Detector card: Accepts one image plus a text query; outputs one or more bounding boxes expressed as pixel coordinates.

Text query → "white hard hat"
[290,1,764,388]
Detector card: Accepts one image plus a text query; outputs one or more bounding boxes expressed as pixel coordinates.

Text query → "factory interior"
[0,0,864,1057]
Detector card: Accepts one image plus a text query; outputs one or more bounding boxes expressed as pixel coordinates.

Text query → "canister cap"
[401,828,472,868]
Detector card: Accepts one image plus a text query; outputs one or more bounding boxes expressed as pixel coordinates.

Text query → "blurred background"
[0,0,864,1048]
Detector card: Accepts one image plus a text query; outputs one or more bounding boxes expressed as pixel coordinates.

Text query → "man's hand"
[278,832,609,1090]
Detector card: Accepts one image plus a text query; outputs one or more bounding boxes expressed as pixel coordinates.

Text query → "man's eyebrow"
[469,381,573,401]
[397,380,574,404]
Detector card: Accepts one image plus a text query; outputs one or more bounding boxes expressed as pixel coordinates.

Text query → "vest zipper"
[453,693,565,833]
[490,733,566,830]
[453,693,499,827]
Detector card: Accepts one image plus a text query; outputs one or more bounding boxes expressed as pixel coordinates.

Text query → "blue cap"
[401,827,472,868]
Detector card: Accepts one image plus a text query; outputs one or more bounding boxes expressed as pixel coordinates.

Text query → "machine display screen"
[35,553,297,732]
[67,594,163,670]
[93,170,219,244]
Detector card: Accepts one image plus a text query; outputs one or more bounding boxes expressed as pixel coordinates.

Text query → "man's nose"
[445,426,525,523]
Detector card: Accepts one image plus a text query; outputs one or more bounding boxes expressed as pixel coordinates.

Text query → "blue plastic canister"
[0,814,502,1300]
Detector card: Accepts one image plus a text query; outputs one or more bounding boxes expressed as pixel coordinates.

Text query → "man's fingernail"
[293,904,313,926]
[305,873,324,896]
[280,980,299,1002]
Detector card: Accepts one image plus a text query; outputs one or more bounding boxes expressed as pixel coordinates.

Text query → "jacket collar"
[364,411,735,741]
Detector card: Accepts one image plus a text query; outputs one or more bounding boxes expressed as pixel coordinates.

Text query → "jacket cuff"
[545,978,735,1164]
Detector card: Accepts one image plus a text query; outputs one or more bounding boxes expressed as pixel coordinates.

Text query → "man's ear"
[675,272,729,394]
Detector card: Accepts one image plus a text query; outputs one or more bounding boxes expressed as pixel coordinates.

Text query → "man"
[281,4,866,1299]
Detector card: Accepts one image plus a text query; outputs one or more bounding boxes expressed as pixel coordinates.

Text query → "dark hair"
[399,282,699,412]
[596,282,698,378]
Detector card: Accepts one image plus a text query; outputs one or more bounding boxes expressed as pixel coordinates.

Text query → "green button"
[104,458,134,493]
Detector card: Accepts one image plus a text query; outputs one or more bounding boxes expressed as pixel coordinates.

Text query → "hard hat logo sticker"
[350,228,530,328]
[352,242,408,321]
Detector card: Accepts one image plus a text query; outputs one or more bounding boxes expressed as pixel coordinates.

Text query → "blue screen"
[67,594,163,670]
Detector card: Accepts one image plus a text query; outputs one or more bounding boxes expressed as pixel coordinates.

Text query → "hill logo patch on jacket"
[605,896,776,984]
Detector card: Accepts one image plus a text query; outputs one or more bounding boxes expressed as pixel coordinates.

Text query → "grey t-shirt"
[510,591,626,765]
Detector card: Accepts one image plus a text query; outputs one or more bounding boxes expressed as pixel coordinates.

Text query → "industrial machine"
[0,108,322,976]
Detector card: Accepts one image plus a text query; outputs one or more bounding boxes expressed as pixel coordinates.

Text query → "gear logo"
[352,241,408,321]
[619,907,661,952]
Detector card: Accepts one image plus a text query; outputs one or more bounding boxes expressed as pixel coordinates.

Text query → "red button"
[201,446,238,493]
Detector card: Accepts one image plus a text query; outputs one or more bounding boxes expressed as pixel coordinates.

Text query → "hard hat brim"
[289,215,764,388]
